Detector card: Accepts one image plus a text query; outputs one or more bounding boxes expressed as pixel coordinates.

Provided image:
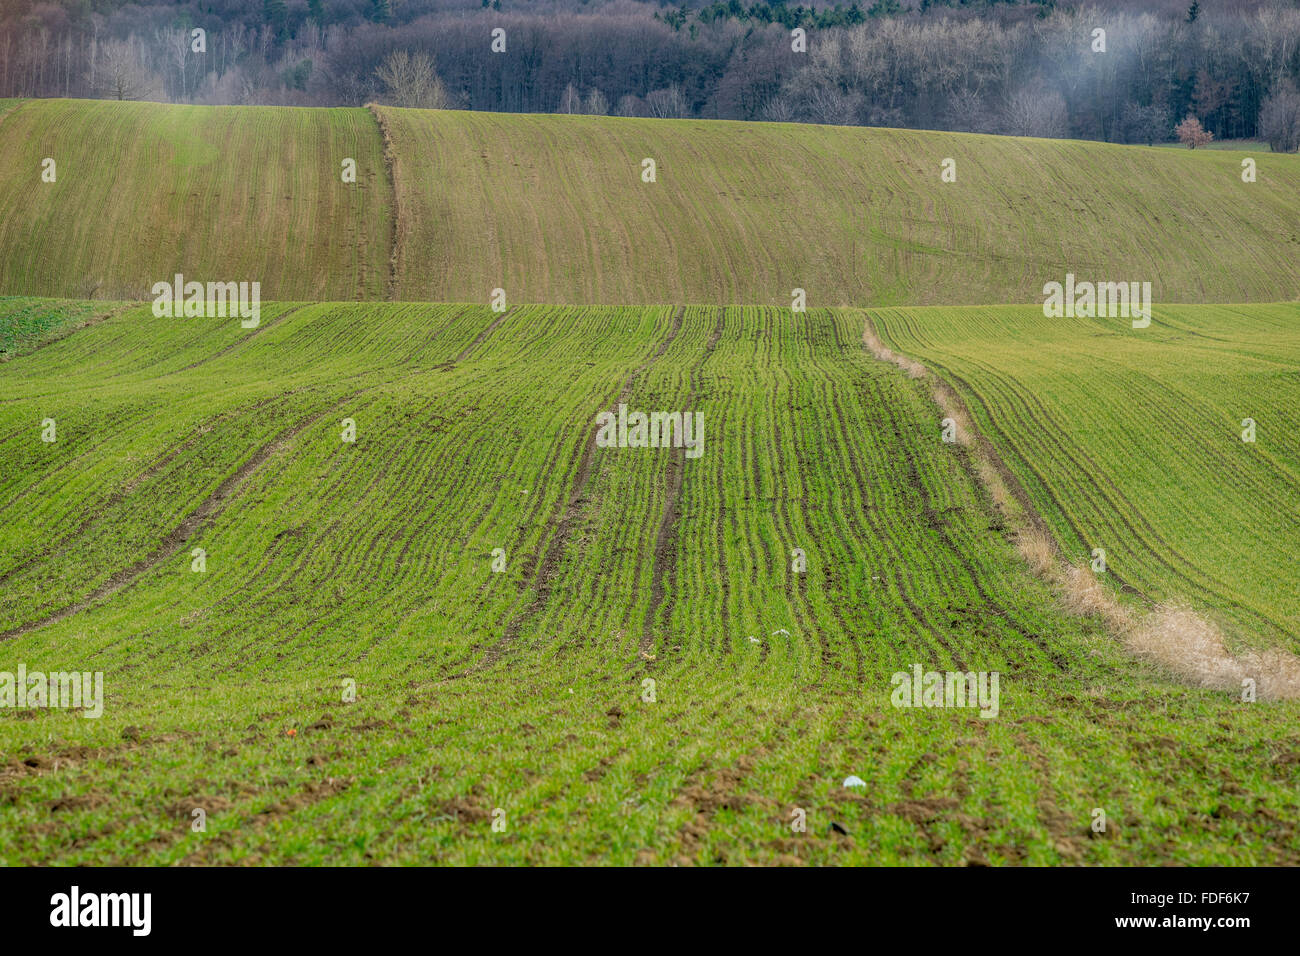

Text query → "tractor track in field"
[830,313,972,673]
[175,303,310,373]
[195,310,513,649]
[366,104,402,301]
[864,317,1090,559]
[452,307,514,363]
[870,356,1063,671]
[2,307,500,645]
[795,317,864,679]
[853,368,969,670]
[834,319,1003,669]
[933,348,1280,639]
[953,356,1287,641]
[0,97,30,131]
[201,327,509,660]
[0,393,300,592]
[0,403,144,523]
[861,313,1140,599]
[0,391,361,642]
[640,308,725,658]
[862,312,1300,696]
[891,332,1172,614]
[457,306,686,677]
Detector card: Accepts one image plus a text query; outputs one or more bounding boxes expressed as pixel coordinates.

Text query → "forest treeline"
[1,0,1298,148]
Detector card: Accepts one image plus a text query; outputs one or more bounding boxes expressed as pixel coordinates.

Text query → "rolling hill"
[2,299,1298,865]
[0,98,1296,305]
[1,98,1298,866]
[0,99,391,301]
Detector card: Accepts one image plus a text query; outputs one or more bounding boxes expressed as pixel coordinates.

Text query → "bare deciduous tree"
[1004,88,1069,139]
[942,88,994,134]
[805,86,863,126]
[583,88,609,116]
[92,37,156,101]
[3,1,1300,142]
[375,49,448,110]
[157,26,189,100]
[760,96,795,123]
[557,82,581,114]
[1259,81,1300,152]
[645,85,689,119]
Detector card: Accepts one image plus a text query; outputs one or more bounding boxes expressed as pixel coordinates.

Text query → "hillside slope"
[0,99,391,300]
[869,303,1300,650]
[0,99,1296,306]
[378,107,1300,306]
[4,300,1296,864]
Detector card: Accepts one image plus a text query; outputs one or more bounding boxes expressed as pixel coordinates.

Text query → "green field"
[0,299,1297,865]
[1,99,1298,866]
[1,99,1298,306]
[0,100,391,300]
[869,303,1300,654]
[375,107,1300,306]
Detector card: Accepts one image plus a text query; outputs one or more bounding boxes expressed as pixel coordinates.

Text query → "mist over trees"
[1,0,1298,147]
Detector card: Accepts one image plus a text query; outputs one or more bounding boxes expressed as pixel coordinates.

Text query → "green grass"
[1,300,1296,864]
[0,99,391,300]
[869,302,1300,652]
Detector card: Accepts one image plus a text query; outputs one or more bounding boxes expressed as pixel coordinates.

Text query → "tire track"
[640,307,725,658]
[862,310,1300,694]
[175,303,310,373]
[932,347,1274,637]
[870,355,1062,672]
[452,307,513,364]
[0,391,360,642]
[463,306,687,674]
[0,392,297,591]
